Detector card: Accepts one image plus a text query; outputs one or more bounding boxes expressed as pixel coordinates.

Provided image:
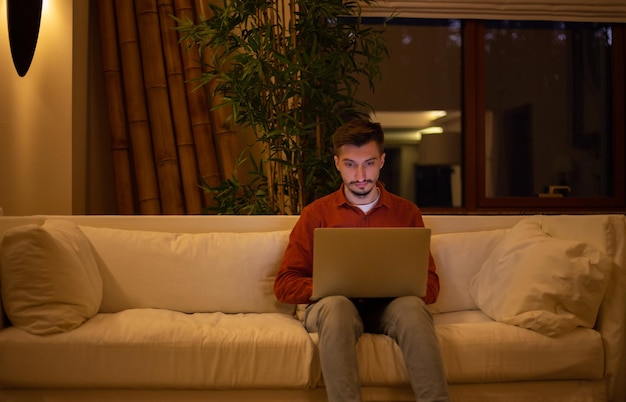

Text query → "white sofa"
[0,214,624,402]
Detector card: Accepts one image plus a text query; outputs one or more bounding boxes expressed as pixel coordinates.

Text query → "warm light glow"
[0,0,76,214]
[407,125,445,143]
[427,110,447,122]
[417,126,444,135]
[370,110,448,129]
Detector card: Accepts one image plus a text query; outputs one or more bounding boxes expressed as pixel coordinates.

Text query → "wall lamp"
[7,0,43,76]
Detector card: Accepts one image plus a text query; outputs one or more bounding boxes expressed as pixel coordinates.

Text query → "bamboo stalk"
[210,100,239,179]
[285,0,300,213]
[157,0,203,214]
[265,142,276,213]
[274,0,289,214]
[114,0,162,214]
[257,6,276,212]
[135,0,185,214]
[192,0,239,182]
[96,0,136,214]
[191,0,208,19]
[174,0,222,209]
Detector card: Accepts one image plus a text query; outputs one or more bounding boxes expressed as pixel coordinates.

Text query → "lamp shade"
[8,0,43,77]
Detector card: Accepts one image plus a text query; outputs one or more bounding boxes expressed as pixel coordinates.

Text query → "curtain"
[96,0,236,214]
[364,0,626,22]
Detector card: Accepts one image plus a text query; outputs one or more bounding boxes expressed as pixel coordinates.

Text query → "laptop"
[311,227,431,301]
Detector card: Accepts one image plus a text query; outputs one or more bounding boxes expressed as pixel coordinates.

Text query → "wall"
[0,0,115,216]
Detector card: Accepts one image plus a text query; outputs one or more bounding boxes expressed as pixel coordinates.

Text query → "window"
[359,19,463,208]
[358,18,625,213]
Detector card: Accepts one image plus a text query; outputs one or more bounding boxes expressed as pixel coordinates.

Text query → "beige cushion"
[307,309,604,385]
[0,219,102,335]
[433,316,604,383]
[469,218,612,337]
[0,309,316,389]
[429,229,506,314]
[80,226,293,314]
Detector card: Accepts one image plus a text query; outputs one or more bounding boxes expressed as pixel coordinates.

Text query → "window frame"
[423,20,626,214]
[456,20,626,213]
[356,16,626,214]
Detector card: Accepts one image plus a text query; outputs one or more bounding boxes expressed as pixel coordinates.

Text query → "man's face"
[334,140,385,205]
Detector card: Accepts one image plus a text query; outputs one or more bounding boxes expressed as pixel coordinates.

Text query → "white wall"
[0,0,115,216]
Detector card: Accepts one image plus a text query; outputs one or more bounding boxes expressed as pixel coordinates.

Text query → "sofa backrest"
[79,224,294,315]
[1,215,624,317]
[1,214,624,326]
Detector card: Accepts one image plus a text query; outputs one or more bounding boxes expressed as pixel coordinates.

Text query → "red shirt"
[274,183,440,305]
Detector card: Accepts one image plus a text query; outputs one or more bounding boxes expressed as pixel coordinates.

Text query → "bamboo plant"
[176,0,388,214]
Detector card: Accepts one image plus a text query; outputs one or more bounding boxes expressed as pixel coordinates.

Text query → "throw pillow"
[469,218,612,337]
[0,219,103,335]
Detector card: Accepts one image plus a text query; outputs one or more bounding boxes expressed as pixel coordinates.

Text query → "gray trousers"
[305,295,449,402]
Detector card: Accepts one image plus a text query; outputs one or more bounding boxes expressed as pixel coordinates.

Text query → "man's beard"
[347,180,374,198]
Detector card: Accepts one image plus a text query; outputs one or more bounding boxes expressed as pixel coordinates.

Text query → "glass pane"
[357,19,463,207]
[484,21,613,198]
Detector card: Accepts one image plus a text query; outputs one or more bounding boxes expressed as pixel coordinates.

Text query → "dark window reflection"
[484,21,613,197]
[358,19,463,207]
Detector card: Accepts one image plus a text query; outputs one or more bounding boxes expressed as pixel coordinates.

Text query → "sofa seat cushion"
[310,310,604,386]
[0,309,316,389]
[433,311,604,383]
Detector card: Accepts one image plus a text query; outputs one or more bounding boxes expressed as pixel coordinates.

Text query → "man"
[274,119,449,402]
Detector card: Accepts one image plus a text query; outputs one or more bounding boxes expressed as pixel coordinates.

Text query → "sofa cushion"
[0,219,102,335]
[433,312,604,383]
[429,229,507,314]
[307,309,604,385]
[80,225,292,314]
[469,218,612,337]
[0,309,316,389]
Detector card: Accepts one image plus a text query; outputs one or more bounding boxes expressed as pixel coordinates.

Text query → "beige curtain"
[364,0,626,22]
[96,0,236,214]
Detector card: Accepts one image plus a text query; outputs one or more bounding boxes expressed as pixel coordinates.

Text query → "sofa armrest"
[595,215,626,402]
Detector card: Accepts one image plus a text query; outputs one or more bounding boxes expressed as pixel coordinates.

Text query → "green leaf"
[176,0,389,214]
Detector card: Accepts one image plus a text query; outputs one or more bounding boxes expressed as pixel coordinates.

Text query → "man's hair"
[332,119,385,155]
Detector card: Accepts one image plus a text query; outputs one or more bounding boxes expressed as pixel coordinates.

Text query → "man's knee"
[318,295,356,312]
[385,296,433,326]
[307,296,363,335]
